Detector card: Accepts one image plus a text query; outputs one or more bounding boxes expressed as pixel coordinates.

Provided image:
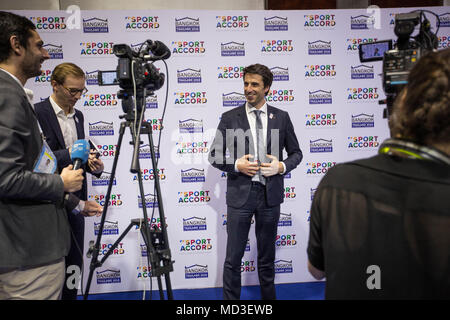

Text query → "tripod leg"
[84,121,127,300]
[157,276,164,300]
[165,273,173,300]
[144,123,174,300]
[99,221,136,265]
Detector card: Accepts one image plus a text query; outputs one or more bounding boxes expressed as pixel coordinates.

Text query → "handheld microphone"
[70,139,90,170]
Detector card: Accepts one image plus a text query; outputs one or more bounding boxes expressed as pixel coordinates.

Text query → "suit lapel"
[266,105,278,155]
[236,105,250,131]
[236,105,253,156]
[74,111,84,140]
[43,99,66,148]
[0,70,37,117]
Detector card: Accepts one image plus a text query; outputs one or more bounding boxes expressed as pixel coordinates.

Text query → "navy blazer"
[209,104,302,208]
[34,98,90,203]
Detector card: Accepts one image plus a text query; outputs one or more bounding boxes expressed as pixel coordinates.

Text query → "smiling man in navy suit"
[209,64,302,300]
[34,62,104,300]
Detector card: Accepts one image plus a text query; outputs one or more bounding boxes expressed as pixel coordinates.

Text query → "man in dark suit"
[35,62,104,300]
[0,11,84,299]
[209,64,302,299]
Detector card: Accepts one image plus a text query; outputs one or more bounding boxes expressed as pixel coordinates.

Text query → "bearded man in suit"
[0,11,83,300]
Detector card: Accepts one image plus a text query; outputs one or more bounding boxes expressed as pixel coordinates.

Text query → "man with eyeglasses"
[34,62,104,300]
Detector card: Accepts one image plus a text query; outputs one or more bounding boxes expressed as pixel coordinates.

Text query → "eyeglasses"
[61,84,88,96]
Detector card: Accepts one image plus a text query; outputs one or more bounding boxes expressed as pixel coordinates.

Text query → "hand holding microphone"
[71,139,90,170]
[60,140,89,192]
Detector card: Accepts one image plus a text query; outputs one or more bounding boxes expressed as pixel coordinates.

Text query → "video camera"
[84,40,174,299]
[358,10,440,118]
[97,40,170,113]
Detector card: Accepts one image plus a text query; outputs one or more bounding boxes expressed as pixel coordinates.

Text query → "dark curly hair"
[390,48,450,145]
[0,11,36,63]
[243,63,273,93]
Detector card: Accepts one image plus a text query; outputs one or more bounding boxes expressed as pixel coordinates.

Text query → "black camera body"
[358,11,439,117]
[382,47,422,95]
[113,43,166,92]
[98,40,170,112]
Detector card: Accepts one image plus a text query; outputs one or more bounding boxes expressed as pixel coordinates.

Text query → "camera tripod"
[83,97,173,300]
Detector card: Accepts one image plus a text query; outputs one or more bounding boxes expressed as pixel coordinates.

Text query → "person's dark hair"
[243,63,273,90]
[0,11,36,63]
[390,48,450,145]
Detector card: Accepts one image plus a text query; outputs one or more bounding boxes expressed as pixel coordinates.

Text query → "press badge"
[33,140,57,174]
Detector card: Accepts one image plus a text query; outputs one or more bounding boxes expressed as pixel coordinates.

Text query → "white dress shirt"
[246,101,268,160]
[49,96,85,213]
[234,102,286,177]
[49,96,78,149]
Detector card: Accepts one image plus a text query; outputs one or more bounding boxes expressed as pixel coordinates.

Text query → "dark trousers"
[223,182,280,300]
[62,212,84,300]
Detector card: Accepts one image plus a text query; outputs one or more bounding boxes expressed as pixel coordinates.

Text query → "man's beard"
[22,55,42,79]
